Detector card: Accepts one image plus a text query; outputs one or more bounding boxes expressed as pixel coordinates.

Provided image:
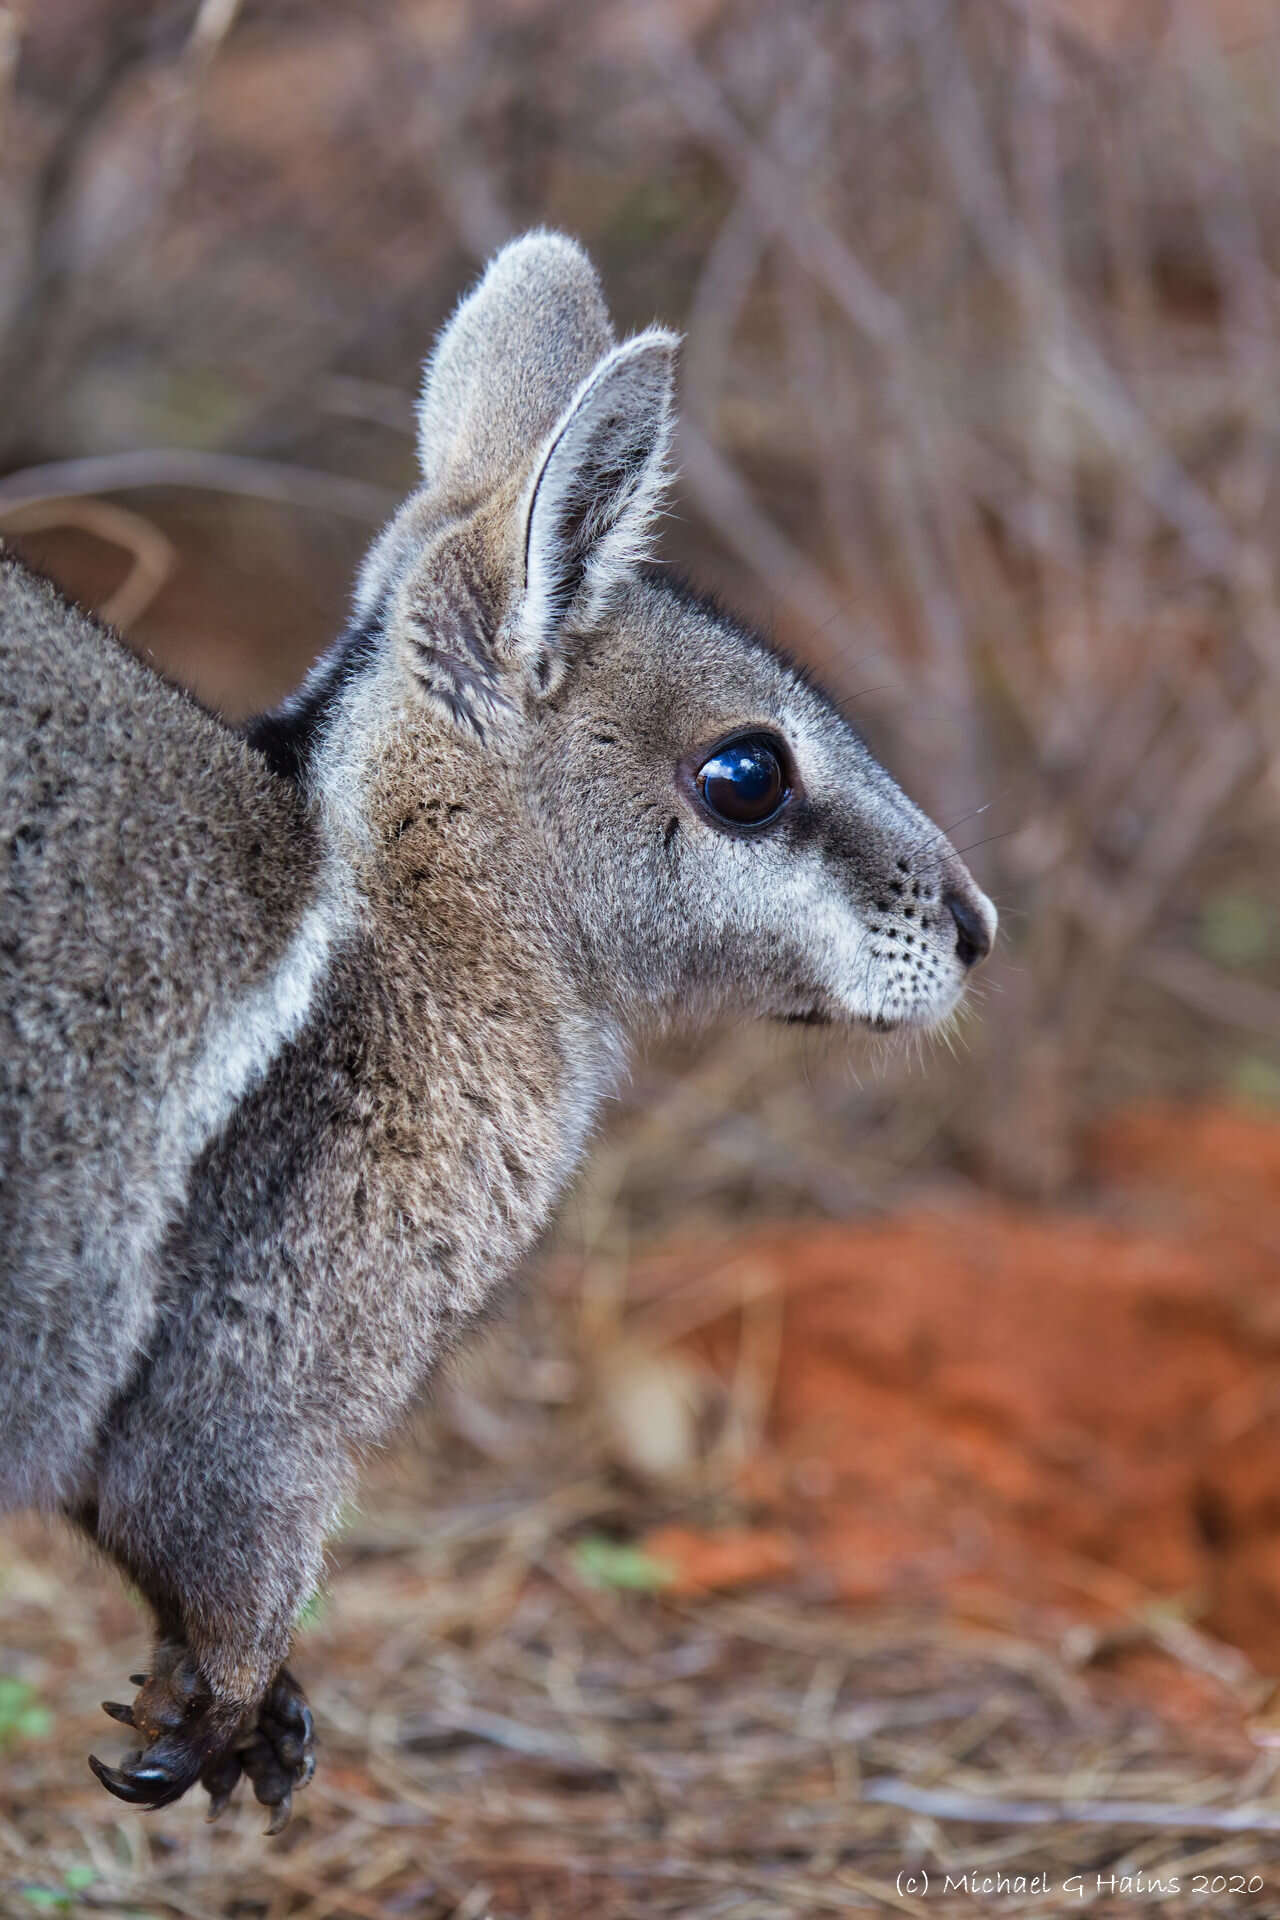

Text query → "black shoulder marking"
[245,601,385,785]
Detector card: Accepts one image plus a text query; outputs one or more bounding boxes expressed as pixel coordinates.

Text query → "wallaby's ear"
[417,231,615,505]
[365,234,678,737]
[513,328,678,681]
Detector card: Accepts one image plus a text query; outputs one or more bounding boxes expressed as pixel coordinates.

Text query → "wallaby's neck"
[308,646,532,903]
[301,650,629,1273]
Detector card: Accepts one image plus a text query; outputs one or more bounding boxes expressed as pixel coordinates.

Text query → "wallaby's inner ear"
[515,330,678,683]
[417,232,615,506]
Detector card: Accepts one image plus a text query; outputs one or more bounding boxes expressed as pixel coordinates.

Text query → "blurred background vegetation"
[4,4,1280,1912]
[3,0,1278,1219]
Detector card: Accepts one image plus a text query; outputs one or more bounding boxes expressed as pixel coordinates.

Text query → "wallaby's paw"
[205,1668,315,1834]
[90,1652,314,1831]
[89,1644,219,1811]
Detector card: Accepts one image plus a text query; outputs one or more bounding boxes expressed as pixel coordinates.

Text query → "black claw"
[264,1788,292,1836]
[90,1739,202,1812]
[200,1744,243,1817]
[205,1786,235,1822]
[101,1700,136,1727]
[119,1759,171,1789]
[88,1754,166,1808]
[129,1673,149,1688]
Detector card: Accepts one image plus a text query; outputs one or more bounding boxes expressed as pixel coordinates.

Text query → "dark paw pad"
[204,1668,315,1834]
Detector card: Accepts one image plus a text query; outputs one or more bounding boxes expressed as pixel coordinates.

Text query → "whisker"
[940,799,992,837]
[833,682,896,710]
[954,828,1017,859]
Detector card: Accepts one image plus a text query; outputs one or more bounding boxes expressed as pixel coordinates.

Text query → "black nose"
[945,889,992,969]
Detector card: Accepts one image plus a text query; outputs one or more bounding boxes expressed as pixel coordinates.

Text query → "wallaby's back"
[0,555,322,1510]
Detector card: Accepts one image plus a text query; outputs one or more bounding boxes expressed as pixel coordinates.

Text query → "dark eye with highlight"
[695,734,790,829]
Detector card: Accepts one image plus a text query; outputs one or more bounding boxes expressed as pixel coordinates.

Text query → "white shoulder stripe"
[160,870,347,1164]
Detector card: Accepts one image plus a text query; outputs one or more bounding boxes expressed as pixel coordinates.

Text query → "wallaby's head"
[314,232,995,1034]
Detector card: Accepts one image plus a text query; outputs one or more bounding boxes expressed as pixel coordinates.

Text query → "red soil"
[641,1104,1280,1689]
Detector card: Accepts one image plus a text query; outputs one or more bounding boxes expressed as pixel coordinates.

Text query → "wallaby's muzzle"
[946,882,996,970]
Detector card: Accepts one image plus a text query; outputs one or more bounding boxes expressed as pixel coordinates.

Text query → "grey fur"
[0,233,995,1813]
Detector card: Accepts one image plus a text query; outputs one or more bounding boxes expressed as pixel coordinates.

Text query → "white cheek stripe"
[795,860,965,1029]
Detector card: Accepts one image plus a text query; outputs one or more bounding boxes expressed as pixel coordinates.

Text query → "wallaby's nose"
[945,886,995,970]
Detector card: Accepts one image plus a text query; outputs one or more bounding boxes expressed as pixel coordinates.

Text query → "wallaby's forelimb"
[68,1383,324,1824]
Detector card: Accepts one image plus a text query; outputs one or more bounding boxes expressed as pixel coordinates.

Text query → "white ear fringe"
[519,328,679,666]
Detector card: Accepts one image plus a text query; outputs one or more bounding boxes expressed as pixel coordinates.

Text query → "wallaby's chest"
[158,915,598,1435]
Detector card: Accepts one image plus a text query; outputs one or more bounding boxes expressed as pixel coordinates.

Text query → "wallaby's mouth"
[774,1005,899,1034]
[775,987,971,1037]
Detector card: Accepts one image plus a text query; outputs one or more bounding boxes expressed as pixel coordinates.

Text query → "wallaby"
[0,232,995,1829]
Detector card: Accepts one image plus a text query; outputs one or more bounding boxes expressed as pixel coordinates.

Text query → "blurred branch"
[637,0,1280,1193]
[906,0,1245,588]
[643,1,905,352]
[185,0,241,63]
[0,450,398,521]
[0,497,176,629]
[0,10,188,456]
[682,183,765,426]
[317,376,416,437]
[678,420,870,651]
[0,6,20,139]
[1139,948,1280,1042]
[1095,710,1261,961]
[863,1777,1280,1833]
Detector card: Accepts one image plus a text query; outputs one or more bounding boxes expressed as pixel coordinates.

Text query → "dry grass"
[4,1283,1280,1920]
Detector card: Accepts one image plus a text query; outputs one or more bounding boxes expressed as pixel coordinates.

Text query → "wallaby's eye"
[695,734,789,829]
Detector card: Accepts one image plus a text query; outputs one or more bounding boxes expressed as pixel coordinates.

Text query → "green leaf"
[572,1536,675,1592]
[1199,890,1275,970]
[0,1676,49,1745]
[1231,1057,1280,1110]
